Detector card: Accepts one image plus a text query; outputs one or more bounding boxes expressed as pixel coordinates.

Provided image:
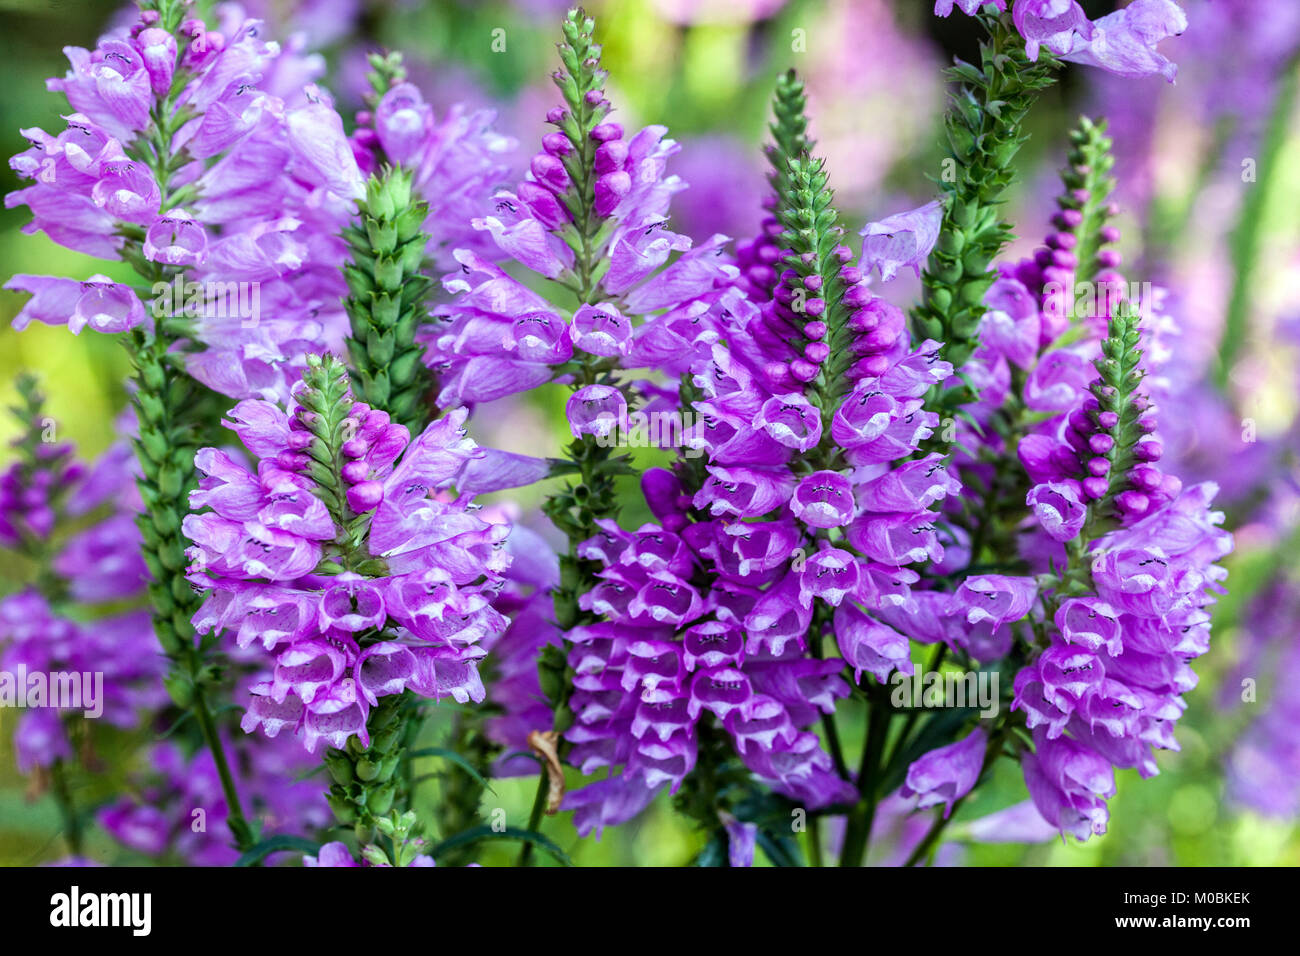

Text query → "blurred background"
[1,0,1298,865]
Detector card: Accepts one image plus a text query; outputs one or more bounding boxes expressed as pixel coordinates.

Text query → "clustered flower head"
[0,383,162,776]
[930,151,1231,838]
[185,354,514,753]
[0,592,164,774]
[555,74,967,835]
[422,12,737,409]
[5,3,366,402]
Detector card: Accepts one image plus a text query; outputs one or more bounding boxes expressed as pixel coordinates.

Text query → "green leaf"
[155,709,193,740]
[234,834,322,867]
[692,832,728,867]
[755,828,804,867]
[406,747,496,795]
[430,825,573,866]
[291,764,328,783]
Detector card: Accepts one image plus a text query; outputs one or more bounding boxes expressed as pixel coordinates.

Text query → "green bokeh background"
[0,0,1296,866]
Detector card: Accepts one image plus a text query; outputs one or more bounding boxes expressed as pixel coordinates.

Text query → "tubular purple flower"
[834,603,914,682]
[143,212,208,266]
[859,199,944,282]
[1012,0,1096,62]
[5,275,149,335]
[1027,480,1087,542]
[567,385,627,439]
[790,471,856,528]
[951,574,1038,629]
[901,726,987,817]
[1060,0,1188,82]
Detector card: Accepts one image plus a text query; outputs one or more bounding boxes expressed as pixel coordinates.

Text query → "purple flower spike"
[567,385,626,439]
[901,727,987,817]
[790,470,855,529]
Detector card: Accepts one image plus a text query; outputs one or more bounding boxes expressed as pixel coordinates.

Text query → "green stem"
[517,771,550,868]
[1216,51,1300,389]
[838,686,888,867]
[884,645,947,771]
[434,716,494,863]
[192,684,254,849]
[808,815,824,867]
[49,758,83,857]
[128,332,255,852]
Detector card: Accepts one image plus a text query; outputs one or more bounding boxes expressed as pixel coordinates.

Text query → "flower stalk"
[913,11,1059,379]
[343,170,434,434]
